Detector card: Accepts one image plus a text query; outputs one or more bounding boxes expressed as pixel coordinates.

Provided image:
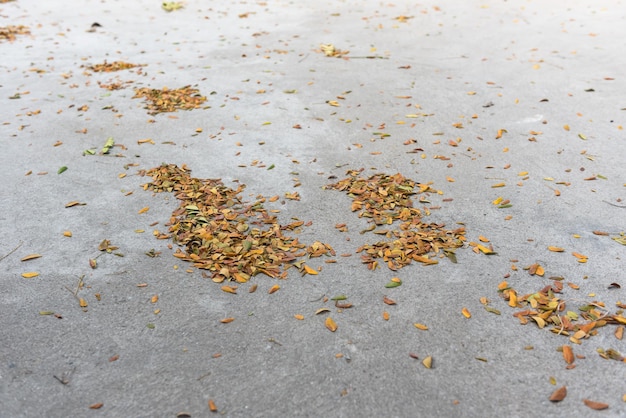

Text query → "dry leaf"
[208,399,217,412]
[583,399,609,410]
[548,246,564,252]
[21,254,42,261]
[220,317,234,323]
[383,296,396,305]
[268,284,280,294]
[89,403,104,409]
[325,317,338,332]
[461,307,471,318]
[221,285,237,294]
[150,295,158,304]
[138,206,149,214]
[422,356,433,368]
[382,311,390,321]
[562,345,574,364]
[303,264,319,275]
[294,314,304,320]
[79,298,88,308]
[549,386,567,402]
[414,323,428,330]
[21,272,39,278]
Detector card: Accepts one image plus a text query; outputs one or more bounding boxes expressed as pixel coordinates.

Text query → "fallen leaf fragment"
[294,314,304,320]
[89,403,104,409]
[221,285,237,294]
[220,317,234,323]
[21,272,39,278]
[138,207,149,214]
[583,399,609,410]
[208,399,217,412]
[549,386,567,402]
[562,345,574,364]
[79,298,88,308]
[325,317,338,332]
[303,264,318,275]
[383,296,396,305]
[461,308,471,318]
[21,254,42,261]
[414,323,428,330]
[382,311,390,321]
[422,356,433,369]
[268,284,280,294]
[548,246,564,252]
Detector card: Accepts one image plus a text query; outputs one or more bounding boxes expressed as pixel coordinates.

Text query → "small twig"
[349,55,388,59]
[603,200,626,208]
[0,241,23,262]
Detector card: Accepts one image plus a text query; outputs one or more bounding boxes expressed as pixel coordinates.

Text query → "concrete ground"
[1,0,624,416]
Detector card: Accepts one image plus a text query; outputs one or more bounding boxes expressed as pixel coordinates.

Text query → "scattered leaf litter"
[133,86,207,115]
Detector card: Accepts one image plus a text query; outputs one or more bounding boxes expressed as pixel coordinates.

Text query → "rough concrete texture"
[1,0,625,416]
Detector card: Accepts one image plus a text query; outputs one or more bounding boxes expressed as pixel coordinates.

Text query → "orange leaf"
[268,284,280,294]
[79,298,88,308]
[562,345,574,364]
[294,314,304,320]
[138,206,149,214]
[548,246,564,252]
[89,403,104,409]
[221,285,237,294]
[478,235,490,243]
[150,295,159,303]
[325,317,338,332]
[461,307,471,318]
[303,264,318,275]
[220,317,234,323]
[21,272,39,278]
[382,311,390,321]
[549,386,567,402]
[208,399,217,412]
[414,323,428,330]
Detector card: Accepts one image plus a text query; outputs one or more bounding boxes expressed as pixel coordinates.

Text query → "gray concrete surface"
[1,0,625,416]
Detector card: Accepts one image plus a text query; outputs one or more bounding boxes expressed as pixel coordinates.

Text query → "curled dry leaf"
[268,284,280,294]
[383,296,396,305]
[20,254,42,262]
[549,386,567,402]
[220,317,235,323]
[583,399,609,410]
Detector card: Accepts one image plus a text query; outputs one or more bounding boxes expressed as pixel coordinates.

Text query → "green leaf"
[57,166,68,174]
[83,148,96,155]
[101,137,115,154]
[385,281,402,288]
[484,306,501,315]
[331,294,347,301]
[267,164,275,170]
[444,250,457,264]
[146,323,155,329]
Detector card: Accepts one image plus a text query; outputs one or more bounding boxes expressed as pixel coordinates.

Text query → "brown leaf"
[220,317,234,323]
[221,285,237,294]
[268,284,280,294]
[549,386,567,402]
[583,399,609,410]
[383,296,396,305]
[89,403,104,409]
[20,254,42,261]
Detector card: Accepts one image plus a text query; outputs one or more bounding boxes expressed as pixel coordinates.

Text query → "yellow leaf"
[492,196,503,205]
[303,264,318,275]
[151,295,159,303]
[491,182,506,188]
[325,317,338,332]
[414,323,429,330]
[328,100,340,107]
[548,246,564,252]
[21,254,42,261]
[422,356,433,368]
[79,298,88,308]
[21,272,39,278]
[461,307,471,318]
[508,290,518,307]
[478,235,490,243]
[63,231,72,237]
[535,265,545,276]
[294,314,304,320]
[138,206,149,214]
[208,399,217,412]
